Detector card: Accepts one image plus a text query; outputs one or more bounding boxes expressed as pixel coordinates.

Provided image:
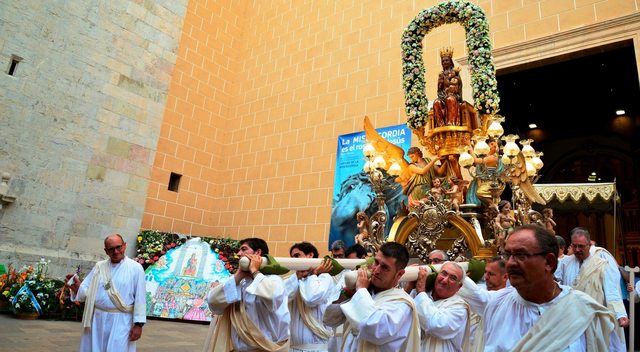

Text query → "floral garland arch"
[402,0,499,130]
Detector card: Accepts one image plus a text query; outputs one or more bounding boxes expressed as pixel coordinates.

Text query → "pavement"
[0,312,210,352]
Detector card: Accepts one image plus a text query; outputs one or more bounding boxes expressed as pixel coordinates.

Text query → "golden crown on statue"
[439,46,454,58]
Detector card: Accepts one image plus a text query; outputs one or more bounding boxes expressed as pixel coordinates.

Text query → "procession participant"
[345,244,368,259]
[427,249,449,264]
[458,225,617,351]
[323,242,420,351]
[468,257,508,351]
[556,235,567,262]
[406,262,470,352]
[555,227,628,350]
[330,240,346,259]
[203,237,289,352]
[66,233,146,352]
[285,242,336,352]
[484,256,508,291]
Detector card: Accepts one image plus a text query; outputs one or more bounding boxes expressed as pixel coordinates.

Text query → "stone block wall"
[0,0,188,276]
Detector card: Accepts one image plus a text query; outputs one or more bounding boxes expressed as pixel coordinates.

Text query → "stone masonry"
[0,0,188,276]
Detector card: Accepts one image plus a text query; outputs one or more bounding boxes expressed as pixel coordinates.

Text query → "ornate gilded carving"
[405,198,455,262]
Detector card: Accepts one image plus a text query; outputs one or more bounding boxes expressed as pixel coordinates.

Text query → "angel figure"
[355,211,370,245]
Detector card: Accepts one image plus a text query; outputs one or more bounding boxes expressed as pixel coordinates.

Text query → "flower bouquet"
[9,258,63,319]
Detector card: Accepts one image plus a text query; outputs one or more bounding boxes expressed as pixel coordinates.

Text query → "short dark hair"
[570,227,591,242]
[345,244,367,259]
[330,240,346,252]
[555,235,566,249]
[240,238,269,255]
[487,256,505,273]
[512,224,559,271]
[379,242,409,270]
[290,242,319,258]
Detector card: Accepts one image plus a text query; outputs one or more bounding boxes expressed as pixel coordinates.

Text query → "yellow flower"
[137,236,143,242]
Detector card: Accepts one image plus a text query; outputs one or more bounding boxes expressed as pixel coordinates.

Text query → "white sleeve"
[414,292,467,339]
[341,288,412,345]
[299,273,335,307]
[457,277,494,316]
[71,265,97,303]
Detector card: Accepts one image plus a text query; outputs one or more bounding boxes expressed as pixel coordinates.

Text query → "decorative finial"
[439,46,454,58]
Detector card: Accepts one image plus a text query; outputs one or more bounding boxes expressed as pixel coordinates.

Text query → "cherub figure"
[496,200,516,233]
[445,176,467,213]
[495,200,516,252]
[355,211,370,245]
[542,207,557,235]
[429,178,444,200]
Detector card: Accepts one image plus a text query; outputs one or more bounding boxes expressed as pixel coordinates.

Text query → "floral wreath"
[402,0,500,130]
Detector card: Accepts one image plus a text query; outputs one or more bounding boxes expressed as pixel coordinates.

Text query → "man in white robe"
[467,256,509,350]
[323,242,420,352]
[285,242,337,352]
[458,225,617,351]
[554,227,628,351]
[67,233,147,352]
[204,237,290,352]
[406,261,470,352]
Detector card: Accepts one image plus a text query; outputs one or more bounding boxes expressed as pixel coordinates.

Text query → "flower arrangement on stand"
[135,230,240,273]
[0,264,21,312]
[8,258,64,319]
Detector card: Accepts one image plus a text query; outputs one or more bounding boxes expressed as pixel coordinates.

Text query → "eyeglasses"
[427,258,444,264]
[438,269,460,283]
[501,251,548,262]
[570,243,589,249]
[105,244,124,253]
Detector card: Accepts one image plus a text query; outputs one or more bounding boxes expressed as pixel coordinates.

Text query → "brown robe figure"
[433,47,463,127]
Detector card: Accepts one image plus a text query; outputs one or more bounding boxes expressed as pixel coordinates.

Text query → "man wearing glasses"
[457,225,617,351]
[66,233,147,352]
[426,249,449,264]
[555,227,628,350]
[406,261,470,351]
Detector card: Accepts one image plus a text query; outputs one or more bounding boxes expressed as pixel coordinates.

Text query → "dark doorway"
[495,40,640,247]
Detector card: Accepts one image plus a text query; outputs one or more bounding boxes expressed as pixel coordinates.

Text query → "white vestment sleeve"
[71,265,97,302]
[341,288,412,345]
[132,261,147,323]
[415,292,467,339]
[323,303,346,328]
[458,277,492,316]
[245,273,287,310]
[284,274,300,302]
[299,273,335,307]
[206,275,240,314]
[599,251,626,319]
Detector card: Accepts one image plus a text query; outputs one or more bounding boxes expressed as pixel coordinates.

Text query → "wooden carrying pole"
[238,257,469,289]
[625,265,640,352]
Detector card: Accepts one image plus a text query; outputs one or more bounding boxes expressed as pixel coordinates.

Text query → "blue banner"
[329,124,411,249]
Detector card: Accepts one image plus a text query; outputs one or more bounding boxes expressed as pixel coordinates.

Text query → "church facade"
[1,0,638,274]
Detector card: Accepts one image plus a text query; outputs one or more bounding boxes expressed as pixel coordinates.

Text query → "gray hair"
[442,261,466,283]
[330,240,346,252]
[570,227,591,242]
[428,249,449,261]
